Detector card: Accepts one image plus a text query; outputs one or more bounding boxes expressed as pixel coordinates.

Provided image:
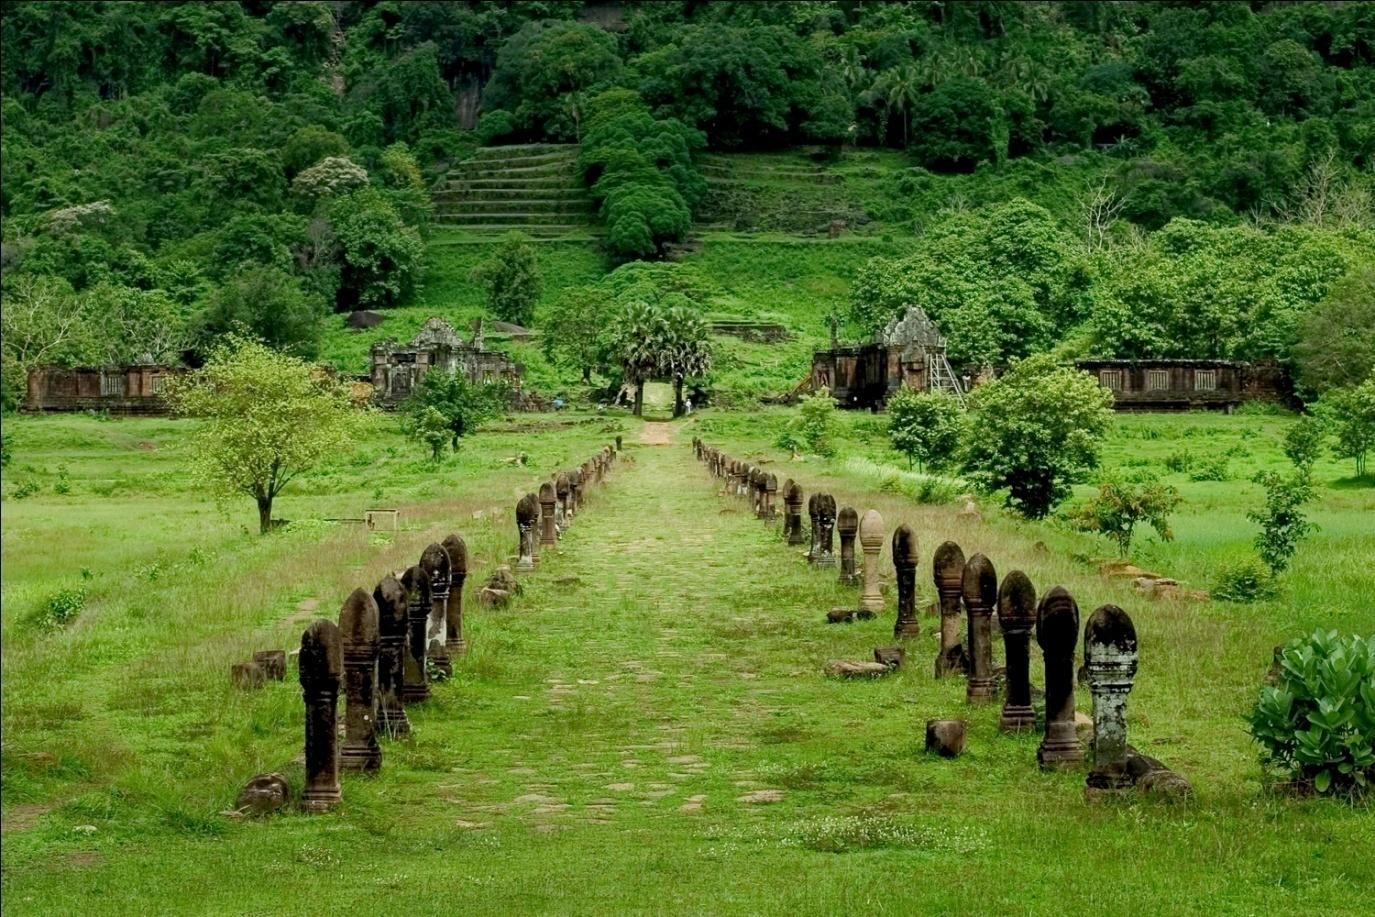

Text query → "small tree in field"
[543,286,611,384]
[795,389,839,457]
[1283,415,1326,476]
[470,231,542,327]
[167,336,363,533]
[962,355,1114,518]
[1071,476,1181,555]
[887,387,964,470]
[1320,376,1375,479]
[1248,470,1315,575]
[401,371,505,460]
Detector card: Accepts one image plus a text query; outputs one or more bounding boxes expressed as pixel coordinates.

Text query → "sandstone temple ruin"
[807,306,965,409]
[369,318,522,407]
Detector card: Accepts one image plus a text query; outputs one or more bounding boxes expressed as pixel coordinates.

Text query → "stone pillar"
[813,494,837,567]
[421,543,452,677]
[399,565,430,705]
[442,534,468,658]
[784,482,805,545]
[858,509,884,614]
[568,469,583,516]
[892,524,920,639]
[837,507,859,585]
[1085,605,1138,793]
[373,575,410,738]
[516,494,538,572]
[616,434,623,452]
[751,469,765,518]
[764,474,778,522]
[806,493,821,562]
[555,472,571,534]
[933,541,968,679]
[997,570,1037,732]
[539,482,558,548]
[299,619,342,812]
[963,553,998,703]
[338,588,381,773]
[1036,586,1084,769]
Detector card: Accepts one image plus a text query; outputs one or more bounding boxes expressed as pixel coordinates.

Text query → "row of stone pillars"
[691,438,1168,799]
[279,439,622,814]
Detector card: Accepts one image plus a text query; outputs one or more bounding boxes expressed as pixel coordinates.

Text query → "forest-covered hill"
[3,1,1373,407]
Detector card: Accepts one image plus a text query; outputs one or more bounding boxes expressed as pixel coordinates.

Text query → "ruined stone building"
[1076,359,1288,411]
[807,306,965,409]
[369,317,522,407]
[24,363,178,414]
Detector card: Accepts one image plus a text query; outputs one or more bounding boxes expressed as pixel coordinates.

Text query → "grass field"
[2,409,1372,914]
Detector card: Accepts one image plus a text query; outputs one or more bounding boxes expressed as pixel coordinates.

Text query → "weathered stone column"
[373,575,409,738]
[963,553,998,703]
[784,481,805,545]
[338,588,381,773]
[751,469,765,518]
[421,543,451,677]
[1036,586,1084,769]
[837,507,859,585]
[1085,604,1138,793]
[539,482,558,548]
[516,494,538,572]
[555,472,571,533]
[442,534,468,658]
[933,541,968,679]
[813,494,837,567]
[568,469,583,516]
[806,493,820,561]
[892,524,920,639]
[997,570,1037,732]
[763,474,778,521]
[399,565,430,705]
[858,509,885,614]
[299,619,343,812]
[615,434,623,452]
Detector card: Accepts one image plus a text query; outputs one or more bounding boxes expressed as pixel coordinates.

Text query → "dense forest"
[2,1,1373,407]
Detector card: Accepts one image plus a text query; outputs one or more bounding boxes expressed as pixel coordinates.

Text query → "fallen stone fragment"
[1126,748,1194,801]
[925,719,967,758]
[824,659,891,678]
[235,773,289,816]
[253,650,286,681]
[736,789,784,804]
[873,646,906,669]
[231,661,265,689]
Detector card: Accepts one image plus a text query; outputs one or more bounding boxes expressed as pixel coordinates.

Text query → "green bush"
[1189,454,1231,481]
[887,387,965,471]
[1210,559,1277,603]
[1248,470,1315,575]
[1249,630,1375,797]
[31,587,87,631]
[1070,475,1181,555]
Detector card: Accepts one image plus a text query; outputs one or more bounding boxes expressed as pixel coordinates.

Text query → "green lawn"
[2,410,1372,914]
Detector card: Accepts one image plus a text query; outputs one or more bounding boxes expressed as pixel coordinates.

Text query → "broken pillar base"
[873,646,906,669]
[235,773,289,816]
[934,644,969,679]
[253,650,286,680]
[232,662,266,689]
[823,659,891,679]
[999,705,1037,733]
[925,719,967,758]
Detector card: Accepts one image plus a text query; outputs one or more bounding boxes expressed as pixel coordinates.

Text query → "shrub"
[11,479,40,499]
[469,232,542,327]
[1189,454,1230,481]
[1249,630,1375,797]
[795,390,838,457]
[1163,449,1194,473]
[1283,415,1326,475]
[31,587,86,631]
[1070,476,1181,555]
[1319,376,1375,479]
[1248,471,1315,575]
[1211,559,1277,603]
[887,387,965,471]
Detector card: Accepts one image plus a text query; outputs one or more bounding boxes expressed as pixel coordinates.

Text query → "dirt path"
[638,422,674,446]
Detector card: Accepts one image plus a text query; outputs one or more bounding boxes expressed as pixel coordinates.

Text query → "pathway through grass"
[4,430,1373,914]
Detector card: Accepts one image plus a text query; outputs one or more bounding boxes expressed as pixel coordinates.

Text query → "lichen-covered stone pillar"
[1085,604,1139,793]
[338,588,381,773]
[555,472,571,534]
[858,509,885,614]
[997,570,1037,732]
[963,553,998,703]
[806,493,821,562]
[837,507,859,585]
[539,482,558,548]
[442,534,468,658]
[1036,586,1084,769]
[764,474,778,522]
[933,541,967,679]
[751,469,765,518]
[892,524,920,639]
[516,494,539,572]
[784,481,805,545]
[299,619,343,812]
[814,494,837,567]
[568,469,583,516]
[373,575,410,738]
[421,543,452,677]
[399,565,430,705]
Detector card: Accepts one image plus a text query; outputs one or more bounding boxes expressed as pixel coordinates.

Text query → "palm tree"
[610,301,667,417]
[870,65,922,147]
[661,306,712,418]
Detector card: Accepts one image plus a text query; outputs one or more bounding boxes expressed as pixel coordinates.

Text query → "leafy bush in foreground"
[1249,631,1375,797]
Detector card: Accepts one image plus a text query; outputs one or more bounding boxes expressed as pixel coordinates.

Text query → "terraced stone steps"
[435,143,596,234]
